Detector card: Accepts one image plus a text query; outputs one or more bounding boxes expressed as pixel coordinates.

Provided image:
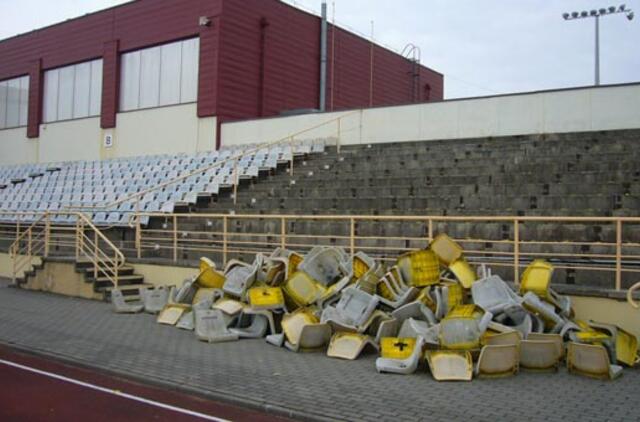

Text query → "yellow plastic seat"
[476,344,520,378]
[353,252,375,280]
[157,303,190,325]
[439,305,492,350]
[396,249,441,287]
[567,342,623,380]
[281,308,320,346]
[248,286,285,310]
[430,234,463,265]
[484,331,522,346]
[426,350,473,381]
[588,322,639,367]
[283,271,327,308]
[520,340,562,371]
[526,333,564,359]
[380,337,417,360]
[282,308,331,352]
[212,298,245,316]
[327,332,377,360]
[519,259,553,298]
[447,259,477,289]
[196,257,226,289]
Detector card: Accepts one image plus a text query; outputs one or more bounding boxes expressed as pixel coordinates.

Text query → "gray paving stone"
[0,280,638,421]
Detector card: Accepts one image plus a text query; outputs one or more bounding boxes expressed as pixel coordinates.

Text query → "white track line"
[0,358,230,422]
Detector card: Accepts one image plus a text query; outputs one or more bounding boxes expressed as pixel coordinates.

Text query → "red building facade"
[0,0,443,143]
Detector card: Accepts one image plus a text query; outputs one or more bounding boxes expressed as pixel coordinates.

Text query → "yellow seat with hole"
[397,250,440,287]
[196,257,226,289]
[380,337,417,360]
[248,286,285,310]
[430,234,463,265]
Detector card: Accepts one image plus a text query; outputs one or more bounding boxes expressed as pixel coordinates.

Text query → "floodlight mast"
[562,5,634,86]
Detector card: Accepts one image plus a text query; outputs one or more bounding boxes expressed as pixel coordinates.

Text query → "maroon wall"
[0,0,443,141]
[217,0,443,122]
[0,0,222,136]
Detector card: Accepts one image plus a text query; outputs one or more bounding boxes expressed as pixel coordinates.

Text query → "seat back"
[567,342,618,380]
[426,350,473,381]
[476,344,519,378]
[520,340,561,371]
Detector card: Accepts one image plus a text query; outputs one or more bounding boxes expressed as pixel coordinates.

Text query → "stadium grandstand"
[0,0,639,421]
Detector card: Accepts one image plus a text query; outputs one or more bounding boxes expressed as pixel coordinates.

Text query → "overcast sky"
[1,0,638,99]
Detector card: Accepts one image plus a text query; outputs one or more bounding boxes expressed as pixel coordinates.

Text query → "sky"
[1,0,638,99]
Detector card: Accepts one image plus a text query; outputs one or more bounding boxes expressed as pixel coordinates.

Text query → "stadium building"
[0,0,442,162]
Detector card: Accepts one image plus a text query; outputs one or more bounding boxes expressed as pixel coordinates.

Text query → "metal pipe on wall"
[319,0,328,112]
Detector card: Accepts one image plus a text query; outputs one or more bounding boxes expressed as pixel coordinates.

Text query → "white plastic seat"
[375,336,425,375]
[194,309,239,343]
[142,286,169,314]
[475,344,520,378]
[111,289,144,314]
[567,342,623,380]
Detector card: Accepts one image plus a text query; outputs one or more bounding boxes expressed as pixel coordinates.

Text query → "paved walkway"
[0,280,638,422]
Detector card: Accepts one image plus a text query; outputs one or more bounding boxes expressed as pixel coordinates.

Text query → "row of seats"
[0,139,327,225]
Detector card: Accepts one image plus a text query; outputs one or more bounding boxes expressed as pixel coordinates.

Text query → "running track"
[0,346,291,422]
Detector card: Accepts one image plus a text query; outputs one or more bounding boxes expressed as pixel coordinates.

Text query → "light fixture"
[562,5,635,86]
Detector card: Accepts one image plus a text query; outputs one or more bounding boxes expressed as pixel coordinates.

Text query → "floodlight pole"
[594,15,600,86]
[563,5,634,87]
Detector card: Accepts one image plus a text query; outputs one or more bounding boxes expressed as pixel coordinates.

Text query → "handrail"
[5,211,126,289]
[628,282,640,309]
[9,213,49,285]
[131,211,640,291]
[64,110,359,214]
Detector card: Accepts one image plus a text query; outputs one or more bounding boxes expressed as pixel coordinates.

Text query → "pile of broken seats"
[112,234,639,382]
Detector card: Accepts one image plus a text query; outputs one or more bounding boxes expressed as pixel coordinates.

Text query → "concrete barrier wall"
[220,84,640,147]
[0,103,217,165]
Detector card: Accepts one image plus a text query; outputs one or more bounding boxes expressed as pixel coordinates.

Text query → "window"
[120,38,199,112]
[0,75,29,130]
[43,59,103,123]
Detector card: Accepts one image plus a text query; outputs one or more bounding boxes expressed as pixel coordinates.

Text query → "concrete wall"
[0,103,217,165]
[220,84,640,147]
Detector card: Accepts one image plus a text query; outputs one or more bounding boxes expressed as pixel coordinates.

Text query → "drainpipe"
[319,0,328,112]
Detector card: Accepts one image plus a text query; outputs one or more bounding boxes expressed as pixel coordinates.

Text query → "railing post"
[616,219,622,291]
[27,228,32,262]
[350,218,355,259]
[114,250,119,288]
[233,159,239,206]
[280,217,286,250]
[514,219,520,285]
[223,216,228,265]
[427,218,433,243]
[94,230,98,281]
[44,213,50,258]
[173,215,178,263]
[135,214,142,259]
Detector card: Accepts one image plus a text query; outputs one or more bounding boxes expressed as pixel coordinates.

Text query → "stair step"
[93,275,145,291]
[83,265,135,277]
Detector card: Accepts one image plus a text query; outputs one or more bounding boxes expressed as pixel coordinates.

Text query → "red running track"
[0,345,291,422]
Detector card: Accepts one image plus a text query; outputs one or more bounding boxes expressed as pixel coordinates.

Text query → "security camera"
[628,11,634,20]
[199,16,212,27]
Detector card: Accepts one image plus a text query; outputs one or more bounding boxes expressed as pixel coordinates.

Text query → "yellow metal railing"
[4,212,125,288]
[9,214,49,285]
[131,212,640,292]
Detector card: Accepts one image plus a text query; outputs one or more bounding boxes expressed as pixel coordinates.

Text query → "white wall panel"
[139,46,161,109]
[57,66,75,121]
[18,76,29,127]
[5,78,21,128]
[0,82,7,129]
[159,42,181,106]
[222,85,640,147]
[73,62,91,119]
[89,60,103,117]
[120,51,141,111]
[43,69,59,123]
[180,38,199,103]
